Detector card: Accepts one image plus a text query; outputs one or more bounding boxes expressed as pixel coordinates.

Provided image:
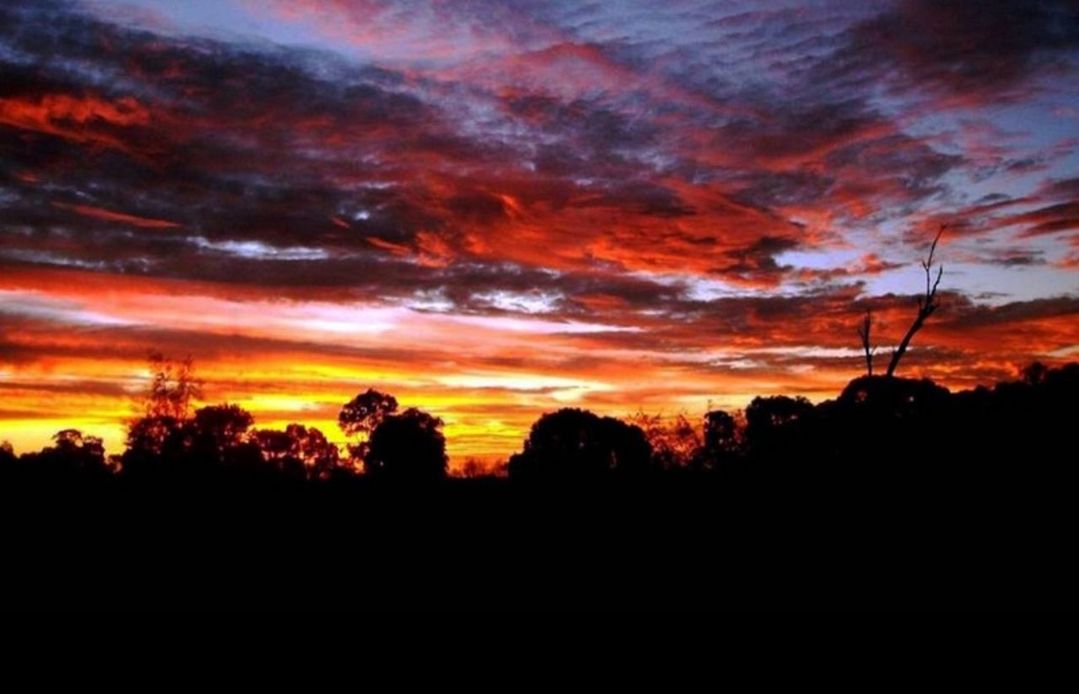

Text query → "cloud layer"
[1,0,1077,459]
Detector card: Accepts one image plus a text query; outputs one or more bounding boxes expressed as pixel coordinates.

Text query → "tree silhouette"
[627,411,702,469]
[339,389,398,436]
[702,409,741,467]
[192,404,253,451]
[886,227,945,377]
[364,407,447,481]
[18,429,111,480]
[1022,361,1049,385]
[188,403,255,469]
[508,408,653,481]
[123,353,205,474]
[123,400,256,477]
[125,414,185,458]
[144,351,202,419]
[253,423,341,481]
[3,360,1079,612]
[457,457,501,478]
[744,395,814,463]
[339,388,398,461]
[746,396,813,432]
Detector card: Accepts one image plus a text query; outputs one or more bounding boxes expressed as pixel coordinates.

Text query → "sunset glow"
[1,1,1077,463]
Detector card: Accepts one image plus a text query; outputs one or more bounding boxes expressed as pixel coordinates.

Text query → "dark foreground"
[2,475,1074,611]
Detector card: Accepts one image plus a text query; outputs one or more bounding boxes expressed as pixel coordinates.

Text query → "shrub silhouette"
[508,408,653,482]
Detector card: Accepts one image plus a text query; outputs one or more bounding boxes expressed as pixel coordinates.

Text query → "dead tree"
[856,310,875,376]
[886,227,945,378]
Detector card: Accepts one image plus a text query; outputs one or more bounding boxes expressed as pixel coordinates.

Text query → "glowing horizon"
[1,1,1077,463]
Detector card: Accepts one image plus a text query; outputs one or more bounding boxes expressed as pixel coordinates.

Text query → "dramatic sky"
[2,0,1078,462]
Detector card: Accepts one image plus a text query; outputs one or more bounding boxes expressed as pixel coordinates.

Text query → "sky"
[1,0,1077,463]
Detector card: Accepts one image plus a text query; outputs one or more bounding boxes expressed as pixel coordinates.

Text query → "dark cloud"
[1012,201,1079,237]
[716,99,883,162]
[716,236,799,284]
[0,0,1020,309]
[1042,177,1079,199]
[945,294,1079,329]
[982,249,1049,267]
[827,0,1079,99]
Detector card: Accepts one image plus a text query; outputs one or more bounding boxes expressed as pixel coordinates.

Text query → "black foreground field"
[2,474,1075,611]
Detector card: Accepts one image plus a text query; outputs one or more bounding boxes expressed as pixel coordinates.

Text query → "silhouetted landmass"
[1,363,1077,610]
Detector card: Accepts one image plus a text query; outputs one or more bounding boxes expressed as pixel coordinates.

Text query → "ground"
[2,474,1073,611]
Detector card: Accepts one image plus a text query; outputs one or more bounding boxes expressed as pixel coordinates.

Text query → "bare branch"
[856,310,874,376]
[886,226,946,378]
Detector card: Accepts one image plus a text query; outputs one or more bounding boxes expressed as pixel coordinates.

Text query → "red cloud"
[0,94,151,151]
[51,203,181,229]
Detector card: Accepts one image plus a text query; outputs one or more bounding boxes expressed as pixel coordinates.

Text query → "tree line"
[2,355,1076,491]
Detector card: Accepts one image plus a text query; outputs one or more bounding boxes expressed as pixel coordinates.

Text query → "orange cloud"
[2,264,1076,462]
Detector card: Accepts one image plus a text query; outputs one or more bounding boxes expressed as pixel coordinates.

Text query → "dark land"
[2,364,1077,611]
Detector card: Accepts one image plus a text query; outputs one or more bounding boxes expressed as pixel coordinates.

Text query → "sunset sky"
[1,0,1077,463]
